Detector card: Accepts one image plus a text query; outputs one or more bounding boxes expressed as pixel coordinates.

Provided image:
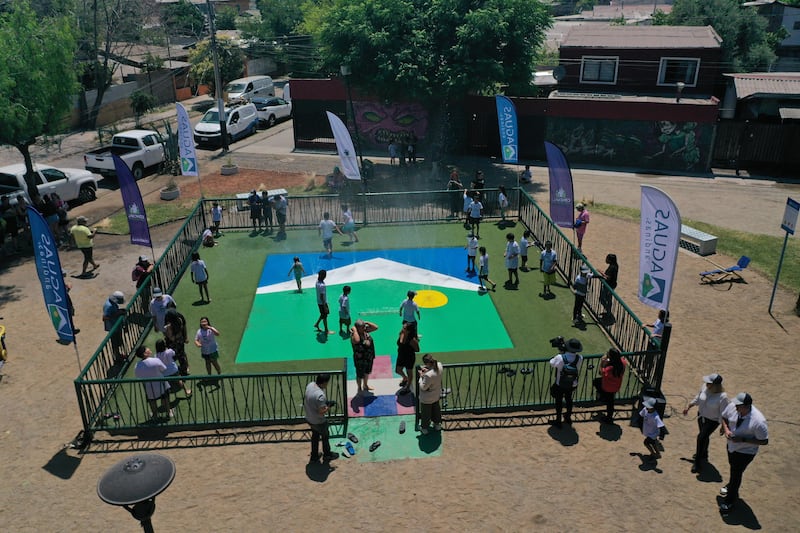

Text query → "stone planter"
[160,187,180,201]
[221,164,238,176]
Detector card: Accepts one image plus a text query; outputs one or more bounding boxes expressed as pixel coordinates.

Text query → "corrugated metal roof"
[560,25,722,49]
[725,73,800,98]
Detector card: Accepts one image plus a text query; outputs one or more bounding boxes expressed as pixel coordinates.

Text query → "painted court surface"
[237,247,513,461]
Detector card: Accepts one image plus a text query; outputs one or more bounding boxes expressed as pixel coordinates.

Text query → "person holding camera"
[304,374,338,463]
[549,338,584,428]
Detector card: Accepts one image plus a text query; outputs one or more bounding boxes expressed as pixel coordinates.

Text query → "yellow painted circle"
[415,289,447,308]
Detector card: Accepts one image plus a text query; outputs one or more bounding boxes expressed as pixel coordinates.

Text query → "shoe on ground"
[433,423,442,431]
[420,427,429,435]
[719,502,734,513]
[322,452,339,461]
[719,485,728,496]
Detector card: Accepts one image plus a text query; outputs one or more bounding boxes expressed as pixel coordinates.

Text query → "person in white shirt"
[149,287,176,333]
[467,194,483,238]
[318,212,343,258]
[190,251,210,303]
[465,233,478,273]
[504,232,520,286]
[683,373,728,473]
[399,290,421,338]
[134,345,171,420]
[418,353,444,434]
[549,338,584,428]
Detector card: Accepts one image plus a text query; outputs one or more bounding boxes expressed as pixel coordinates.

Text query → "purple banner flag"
[544,141,575,228]
[27,206,74,344]
[113,154,152,247]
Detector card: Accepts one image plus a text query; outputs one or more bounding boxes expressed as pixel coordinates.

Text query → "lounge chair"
[699,256,750,284]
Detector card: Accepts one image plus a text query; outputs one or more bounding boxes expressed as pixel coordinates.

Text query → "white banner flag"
[176,103,199,176]
[326,111,361,180]
[639,185,681,310]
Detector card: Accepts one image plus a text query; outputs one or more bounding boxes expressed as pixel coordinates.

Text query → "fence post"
[653,323,671,391]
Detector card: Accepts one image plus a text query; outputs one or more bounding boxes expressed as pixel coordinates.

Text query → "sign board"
[781,197,799,235]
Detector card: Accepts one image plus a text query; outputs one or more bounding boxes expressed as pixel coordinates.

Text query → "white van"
[193,103,258,147]
[225,76,274,101]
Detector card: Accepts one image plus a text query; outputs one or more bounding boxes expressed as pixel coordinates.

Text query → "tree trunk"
[15,142,38,202]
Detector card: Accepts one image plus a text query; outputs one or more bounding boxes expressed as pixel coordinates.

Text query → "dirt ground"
[1,167,799,532]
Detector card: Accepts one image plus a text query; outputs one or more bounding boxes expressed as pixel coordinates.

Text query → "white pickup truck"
[0,163,101,206]
[84,129,166,180]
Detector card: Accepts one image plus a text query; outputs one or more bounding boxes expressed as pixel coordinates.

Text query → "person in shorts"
[318,212,342,258]
[287,256,306,293]
[338,285,352,336]
[313,270,333,335]
[70,216,99,276]
[194,316,222,375]
[540,241,558,297]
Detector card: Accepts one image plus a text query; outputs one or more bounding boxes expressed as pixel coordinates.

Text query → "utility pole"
[206,0,229,153]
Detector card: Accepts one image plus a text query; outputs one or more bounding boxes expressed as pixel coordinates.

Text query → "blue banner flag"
[495,95,518,164]
[176,103,199,176]
[544,141,575,228]
[27,206,74,344]
[113,154,152,247]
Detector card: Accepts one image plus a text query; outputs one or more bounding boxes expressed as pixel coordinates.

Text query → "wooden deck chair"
[700,256,751,284]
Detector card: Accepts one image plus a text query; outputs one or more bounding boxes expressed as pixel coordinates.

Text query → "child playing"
[190,251,211,303]
[478,246,497,292]
[287,256,306,293]
[520,230,534,271]
[640,397,666,461]
[540,240,557,297]
[465,233,478,273]
[194,316,222,375]
[338,285,352,335]
[211,202,223,237]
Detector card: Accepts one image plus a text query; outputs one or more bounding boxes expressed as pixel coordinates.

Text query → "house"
[557,25,723,98]
[743,0,800,71]
[721,72,800,120]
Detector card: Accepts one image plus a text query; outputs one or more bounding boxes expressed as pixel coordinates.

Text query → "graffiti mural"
[546,118,712,172]
[353,100,429,151]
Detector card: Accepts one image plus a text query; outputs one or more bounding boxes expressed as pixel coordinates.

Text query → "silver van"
[193,103,258,147]
[225,76,274,101]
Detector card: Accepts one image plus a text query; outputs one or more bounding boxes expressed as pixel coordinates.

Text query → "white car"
[252,97,292,128]
[0,163,101,206]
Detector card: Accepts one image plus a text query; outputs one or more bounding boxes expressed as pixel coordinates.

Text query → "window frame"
[579,56,619,85]
[657,57,700,87]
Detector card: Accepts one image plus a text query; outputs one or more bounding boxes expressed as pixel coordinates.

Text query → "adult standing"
[134,345,171,420]
[304,374,338,463]
[70,216,99,276]
[395,322,420,394]
[248,190,262,231]
[504,232,520,287]
[351,319,379,394]
[149,287,176,333]
[572,265,591,325]
[190,251,211,303]
[388,140,399,165]
[318,212,343,257]
[261,190,273,233]
[132,255,154,294]
[102,291,127,362]
[497,185,509,223]
[597,253,618,318]
[593,348,627,423]
[683,373,728,473]
[574,203,590,249]
[418,353,444,434]
[399,290,421,338]
[275,194,288,236]
[719,393,768,513]
[549,338,583,428]
[313,270,333,335]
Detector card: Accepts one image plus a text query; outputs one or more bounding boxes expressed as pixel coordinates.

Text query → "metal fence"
[74,187,663,442]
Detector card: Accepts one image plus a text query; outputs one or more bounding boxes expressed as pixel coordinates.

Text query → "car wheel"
[268,115,276,127]
[78,184,97,204]
[132,162,144,180]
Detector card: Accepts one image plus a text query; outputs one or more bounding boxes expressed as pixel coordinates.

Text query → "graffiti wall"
[545,118,713,172]
[353,100,429,152]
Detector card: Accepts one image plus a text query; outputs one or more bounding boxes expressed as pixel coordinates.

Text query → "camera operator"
[549,338,584,428]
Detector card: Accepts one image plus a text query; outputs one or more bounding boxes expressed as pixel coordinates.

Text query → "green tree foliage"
[659,0,778,72]
[216,6,238,30]
[240,0,304,42]
[130,90,157,126]
[0,1,77,199]
[188,37,245,96]
[162,0,206,38]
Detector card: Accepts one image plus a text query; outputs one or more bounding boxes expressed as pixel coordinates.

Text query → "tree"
[130,90,157,127]
[216,6,238,31]
[188,37,245,96]
[658,0,779,72]
[0,1,77,200]
[161,0,206,38]
[301,0,551,158]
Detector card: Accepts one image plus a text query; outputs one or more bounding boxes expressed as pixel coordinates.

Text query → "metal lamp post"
[339,65,365,170]
[97,453,176,533]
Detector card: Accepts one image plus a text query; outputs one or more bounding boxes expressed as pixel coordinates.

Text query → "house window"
[580,56,618,84]
[658,57,700,86]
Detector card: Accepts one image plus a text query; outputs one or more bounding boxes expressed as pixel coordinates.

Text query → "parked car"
[225,76,274,101]
[0,163,101,206]
[252,97,293,128]
[84,129,166,180]
[193,103,258,148]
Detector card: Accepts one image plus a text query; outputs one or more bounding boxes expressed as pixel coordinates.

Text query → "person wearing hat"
[639,396,666,461]
[683,373,729,473]
[574,203,590,249]
[149,287,176,333]
[399,290,421,338]
[102,291,127,361]
[70,215,99,276]
[132,255,154,292]
[572,264,593,325]
[718,392,769,513]
[549,338,584,427]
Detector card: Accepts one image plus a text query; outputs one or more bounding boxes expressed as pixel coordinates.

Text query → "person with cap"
[102,291,127,361]
[572,264,592,325]
[574,202,590,249]
[132,255,154,301]
[304,373,338,463]
[351,319,379,394]
[70,216,99,276]
[149,287,176,333]
[549,338,584,428]
[399,290,421,338]
[718,392,769,513]
[683,373,729,473]
[639,396,666,461]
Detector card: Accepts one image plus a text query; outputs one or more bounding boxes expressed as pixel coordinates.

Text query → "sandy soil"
[1,168,799,532]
